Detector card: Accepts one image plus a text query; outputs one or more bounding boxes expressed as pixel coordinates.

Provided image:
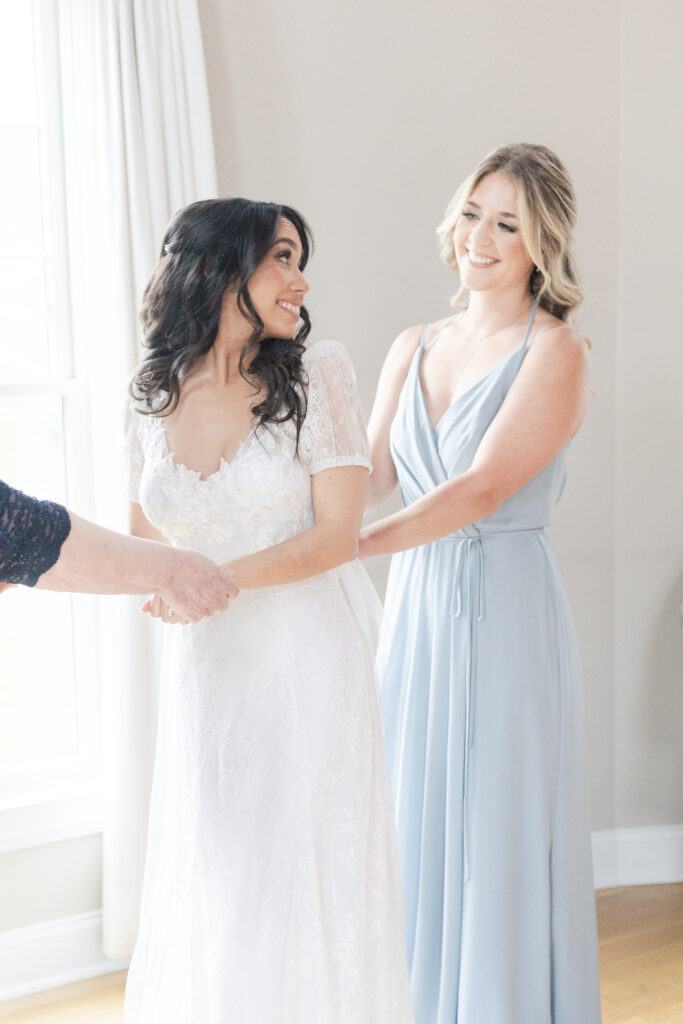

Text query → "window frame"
[0,0,102,854]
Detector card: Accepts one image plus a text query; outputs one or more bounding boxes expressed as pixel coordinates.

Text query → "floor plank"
[596,884,683,1023]
[0,974,126,1024]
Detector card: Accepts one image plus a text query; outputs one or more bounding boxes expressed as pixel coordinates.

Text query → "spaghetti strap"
[522,300,539,348]
[421,309,462,352]
[527,324,574,347]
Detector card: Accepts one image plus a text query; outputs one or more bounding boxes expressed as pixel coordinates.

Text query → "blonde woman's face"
[452,172,534,295]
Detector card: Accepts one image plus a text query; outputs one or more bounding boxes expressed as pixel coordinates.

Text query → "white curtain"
[56,0,218,958]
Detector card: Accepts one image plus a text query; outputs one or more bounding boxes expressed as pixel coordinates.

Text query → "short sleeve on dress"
[299,340,372,476]
[0,479,72,586]
[124,403,145,503]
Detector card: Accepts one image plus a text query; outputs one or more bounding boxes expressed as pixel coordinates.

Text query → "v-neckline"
[416,340,526,434]
[416,301,537,433]
[154,415,258,482]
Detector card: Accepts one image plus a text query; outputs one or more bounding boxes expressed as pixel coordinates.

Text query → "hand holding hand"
[141,593,190,625]
[145,548,239,623]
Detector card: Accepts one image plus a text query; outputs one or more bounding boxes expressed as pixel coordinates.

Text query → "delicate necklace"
[429,304,533,400]
[452,313,491,396]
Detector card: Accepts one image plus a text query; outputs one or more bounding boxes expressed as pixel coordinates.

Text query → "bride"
[123,198,413,1023]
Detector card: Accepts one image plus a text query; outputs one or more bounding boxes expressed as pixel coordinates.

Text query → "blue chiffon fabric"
[378,306,602,1023]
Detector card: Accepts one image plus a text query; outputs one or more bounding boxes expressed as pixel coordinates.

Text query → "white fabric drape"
[56,0,218,958]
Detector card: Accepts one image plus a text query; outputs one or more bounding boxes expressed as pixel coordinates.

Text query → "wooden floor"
[0,972,127,1023]
[1,884,681,1022]
[597,884,683,1023]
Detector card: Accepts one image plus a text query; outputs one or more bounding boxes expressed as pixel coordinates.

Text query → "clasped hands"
[142,549,239,625]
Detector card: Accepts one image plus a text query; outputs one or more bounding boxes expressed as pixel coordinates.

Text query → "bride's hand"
[141,593,190,625]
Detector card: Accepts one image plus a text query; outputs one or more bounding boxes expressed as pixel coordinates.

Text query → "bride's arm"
[222,340,369,589]
[141,466,367,621]
[222,465,367,590]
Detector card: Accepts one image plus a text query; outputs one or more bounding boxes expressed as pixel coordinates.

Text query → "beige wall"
[198,0,679,834]
[615,1,683,825]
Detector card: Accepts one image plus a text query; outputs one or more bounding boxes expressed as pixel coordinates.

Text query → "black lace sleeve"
[0,479,72,587]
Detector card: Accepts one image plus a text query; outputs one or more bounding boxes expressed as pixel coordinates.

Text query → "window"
[0,0,101,852]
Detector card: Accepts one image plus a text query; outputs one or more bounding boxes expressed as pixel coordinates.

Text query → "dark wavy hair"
[130,198,313,441]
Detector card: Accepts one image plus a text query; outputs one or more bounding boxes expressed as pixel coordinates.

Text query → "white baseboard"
[592,825,683,889]
[0,910,129,1003]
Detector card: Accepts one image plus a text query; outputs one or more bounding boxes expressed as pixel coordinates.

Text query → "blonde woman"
[361,145,601,1022]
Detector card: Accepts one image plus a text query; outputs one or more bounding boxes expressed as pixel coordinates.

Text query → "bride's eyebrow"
[272,236,300,249]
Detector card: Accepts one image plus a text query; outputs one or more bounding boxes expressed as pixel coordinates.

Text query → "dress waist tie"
[445,527,545,881]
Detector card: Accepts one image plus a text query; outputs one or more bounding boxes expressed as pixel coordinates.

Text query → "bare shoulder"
[526,316,591,375]
[387,323,424,361]
[384,315,452,372]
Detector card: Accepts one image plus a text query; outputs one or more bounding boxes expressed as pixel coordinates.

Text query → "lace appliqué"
[0,479,71,586]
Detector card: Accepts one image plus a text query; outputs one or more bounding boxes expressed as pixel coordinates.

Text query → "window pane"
[0,2,36,122]
[0,0,66,381]
[0,396,78,771]
[0,395,66,501]
[0,126,43,252]
[0,256,51,380]
[0,587,78,772]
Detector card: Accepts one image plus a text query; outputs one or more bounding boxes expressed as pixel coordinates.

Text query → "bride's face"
[246,217,309,337]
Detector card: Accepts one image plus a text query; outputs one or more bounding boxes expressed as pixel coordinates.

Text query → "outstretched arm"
[35,509,238,620]
[360,329,591,558]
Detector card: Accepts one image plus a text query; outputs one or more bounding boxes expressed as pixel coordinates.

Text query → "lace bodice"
[0,479,71,586]
[125,340,371,562]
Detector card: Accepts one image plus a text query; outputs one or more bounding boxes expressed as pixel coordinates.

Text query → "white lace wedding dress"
[123,340,413,1024]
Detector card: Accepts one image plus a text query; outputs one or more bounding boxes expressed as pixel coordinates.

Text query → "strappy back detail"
[418,324,430,349]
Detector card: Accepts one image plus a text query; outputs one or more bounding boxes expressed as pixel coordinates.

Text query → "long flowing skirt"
[380,532,602,1024]
[125,562,414,1024]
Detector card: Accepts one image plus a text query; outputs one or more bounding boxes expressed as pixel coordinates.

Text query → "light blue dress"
[379,306,602,1024]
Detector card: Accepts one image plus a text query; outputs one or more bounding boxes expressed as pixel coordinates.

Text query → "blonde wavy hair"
[437,143,582,322]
